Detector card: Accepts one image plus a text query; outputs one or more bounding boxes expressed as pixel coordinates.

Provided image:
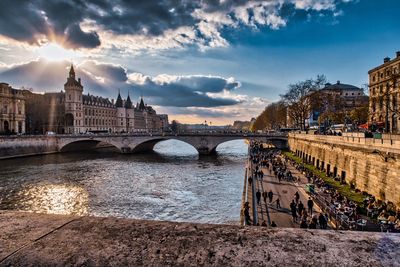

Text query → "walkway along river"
[0,140,246,224]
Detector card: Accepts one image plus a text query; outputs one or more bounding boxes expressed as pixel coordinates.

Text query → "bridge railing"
[0,131,288,139]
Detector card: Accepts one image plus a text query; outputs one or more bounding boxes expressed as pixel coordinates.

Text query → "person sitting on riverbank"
[378,210,389,221]
[271,221,277,227]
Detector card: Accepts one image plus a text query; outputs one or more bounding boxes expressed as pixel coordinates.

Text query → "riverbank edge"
[0,210,399,266]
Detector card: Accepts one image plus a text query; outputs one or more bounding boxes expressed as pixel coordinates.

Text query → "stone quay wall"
[0,136,58,159]
[288,133,400,207]
[1,211,399,266]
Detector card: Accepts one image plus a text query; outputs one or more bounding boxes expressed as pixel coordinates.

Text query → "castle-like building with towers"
[64,65,168,134]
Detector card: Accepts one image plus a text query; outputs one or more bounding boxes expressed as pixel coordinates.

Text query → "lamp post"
[204,120,207,132]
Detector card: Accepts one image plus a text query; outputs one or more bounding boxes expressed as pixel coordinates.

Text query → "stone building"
[23,90,65,134]
[0,83,25,134]
[63,65,166,134]
[308,81,368,126]
[368,51,400,133]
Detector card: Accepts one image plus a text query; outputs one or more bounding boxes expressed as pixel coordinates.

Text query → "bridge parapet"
[56,133,288,155]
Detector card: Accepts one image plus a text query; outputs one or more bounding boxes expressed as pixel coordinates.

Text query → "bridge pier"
[197,147,217,156]
[120,147,132,153]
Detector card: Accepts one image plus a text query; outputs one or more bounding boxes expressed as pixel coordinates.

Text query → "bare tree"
[281,75,327,130]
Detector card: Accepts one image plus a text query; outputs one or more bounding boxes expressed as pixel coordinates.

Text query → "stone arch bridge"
[57,133,288,155]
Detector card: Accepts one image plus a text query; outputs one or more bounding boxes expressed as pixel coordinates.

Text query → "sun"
[37,43,81,62]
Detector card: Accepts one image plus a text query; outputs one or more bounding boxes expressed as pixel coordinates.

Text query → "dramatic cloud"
[0,0,354,52]
[0,59,242,108]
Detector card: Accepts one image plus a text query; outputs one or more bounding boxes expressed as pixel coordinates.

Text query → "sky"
[0,0,399,125]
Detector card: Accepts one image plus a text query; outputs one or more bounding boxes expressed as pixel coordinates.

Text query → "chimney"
[384,57,391,63]
[396,51,400,58]
[78,78,81,84]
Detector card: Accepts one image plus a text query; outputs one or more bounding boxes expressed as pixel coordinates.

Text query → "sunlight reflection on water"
[0,139,247,224]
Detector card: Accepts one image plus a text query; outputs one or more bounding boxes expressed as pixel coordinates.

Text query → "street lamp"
[204,120,207,132]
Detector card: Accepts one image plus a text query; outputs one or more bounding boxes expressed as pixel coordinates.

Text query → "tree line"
[251,75,369,131]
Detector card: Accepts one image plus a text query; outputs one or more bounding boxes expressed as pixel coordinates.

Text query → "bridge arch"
[131,137,200,155]
[59,138,122,153]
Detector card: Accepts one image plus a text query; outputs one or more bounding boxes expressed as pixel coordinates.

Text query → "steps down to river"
[0,211,399,266]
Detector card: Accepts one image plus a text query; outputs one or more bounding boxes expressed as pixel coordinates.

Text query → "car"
[45,131,56,136]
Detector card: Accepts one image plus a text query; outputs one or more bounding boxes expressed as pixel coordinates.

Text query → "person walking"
[276,198,281,209]
[319,213,327,229]
[290,199,298,223]
[268,190,273,203]
[256,190,261,205]
[297,201,304,217]
[294,191,300,204]
[243,203,252,226]
[307,197,314,216]
[262,191,268,203]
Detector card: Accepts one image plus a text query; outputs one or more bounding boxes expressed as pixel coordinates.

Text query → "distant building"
[21,65,167,134]
[64,65,167,134]
[0,83,25,134]
[368,51,400,133]
[232,120,252,130]
[158,114,169,130]
[308,81,368,126]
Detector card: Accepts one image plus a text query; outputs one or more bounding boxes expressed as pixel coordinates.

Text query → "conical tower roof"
[116,90,123,108]
[125,93,133,108]
[138,97,145,110]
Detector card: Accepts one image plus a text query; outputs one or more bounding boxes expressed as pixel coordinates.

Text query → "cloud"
[0,0,354,52]
[0,59,242,108]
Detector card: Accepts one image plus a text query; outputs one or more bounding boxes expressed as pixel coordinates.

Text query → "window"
[69,94,71,100]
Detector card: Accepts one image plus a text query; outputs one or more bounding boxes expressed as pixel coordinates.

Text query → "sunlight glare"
[37,43,80,62]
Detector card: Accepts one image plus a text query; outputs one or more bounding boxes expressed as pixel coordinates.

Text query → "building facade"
[0,83,25,134]
[63,65,167,134]
[368,51,400,133]
[23,90,65,134]
[308,81,368,126]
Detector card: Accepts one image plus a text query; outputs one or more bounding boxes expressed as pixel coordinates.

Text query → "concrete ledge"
[0,211,399,266]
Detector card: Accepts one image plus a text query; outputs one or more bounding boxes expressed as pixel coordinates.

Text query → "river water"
[0,140,247,224]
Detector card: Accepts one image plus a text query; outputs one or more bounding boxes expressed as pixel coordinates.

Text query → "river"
[0,140,247,224]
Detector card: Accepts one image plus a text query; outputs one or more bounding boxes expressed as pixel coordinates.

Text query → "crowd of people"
[284,153,400,232]
[245,141,330,230]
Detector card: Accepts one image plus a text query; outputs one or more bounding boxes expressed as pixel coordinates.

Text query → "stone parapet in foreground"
[0,211,399,266]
